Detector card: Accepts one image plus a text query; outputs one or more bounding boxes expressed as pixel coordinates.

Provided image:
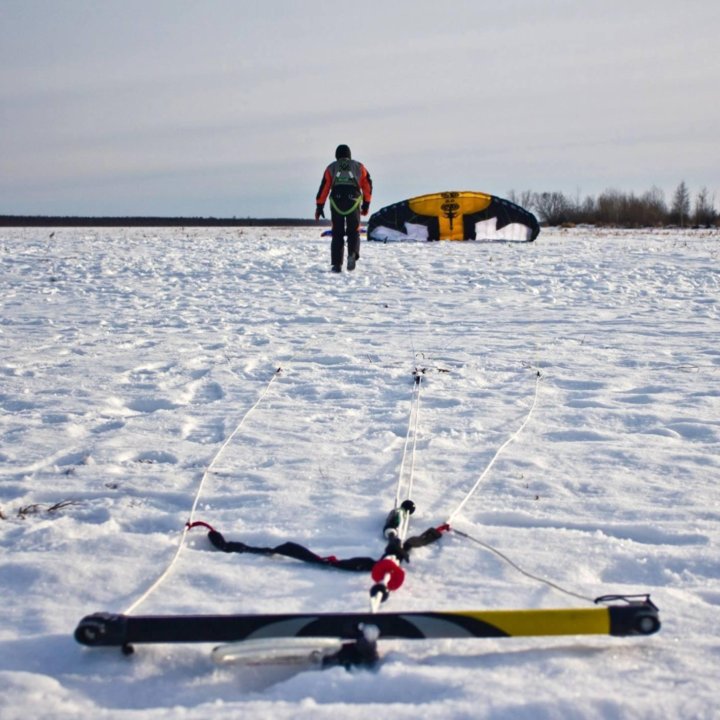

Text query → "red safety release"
[371,558,405,591]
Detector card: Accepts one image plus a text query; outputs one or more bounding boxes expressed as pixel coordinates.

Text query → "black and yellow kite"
[368,191,540,242]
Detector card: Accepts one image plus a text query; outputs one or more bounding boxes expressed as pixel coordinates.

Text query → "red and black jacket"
[316,159,372,212]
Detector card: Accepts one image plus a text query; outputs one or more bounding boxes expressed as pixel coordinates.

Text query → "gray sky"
[1,0,718,217]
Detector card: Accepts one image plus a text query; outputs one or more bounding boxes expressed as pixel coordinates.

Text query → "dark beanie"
[335,144,351,159]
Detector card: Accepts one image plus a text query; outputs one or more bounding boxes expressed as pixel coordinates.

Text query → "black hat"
[335,144,351,159]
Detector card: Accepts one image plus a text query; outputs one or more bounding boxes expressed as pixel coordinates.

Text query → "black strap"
[206,529,376,572]
[380,525,446,564]
[189,521,448,574]
[404,525,445,550]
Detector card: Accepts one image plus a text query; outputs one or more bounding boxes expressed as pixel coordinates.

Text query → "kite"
[367,191,540,242]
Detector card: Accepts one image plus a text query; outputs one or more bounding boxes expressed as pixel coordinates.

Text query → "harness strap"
[330,194,363,216]
[189,522,376,572]
[404,524,448,550]
[188,521,450,574]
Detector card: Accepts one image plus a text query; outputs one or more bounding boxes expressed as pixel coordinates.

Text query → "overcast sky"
[1,0,718,217]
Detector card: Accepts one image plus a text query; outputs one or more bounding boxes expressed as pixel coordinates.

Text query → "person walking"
[315,144,372,272]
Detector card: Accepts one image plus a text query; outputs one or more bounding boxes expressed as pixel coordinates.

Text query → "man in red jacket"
[315,144,372,272]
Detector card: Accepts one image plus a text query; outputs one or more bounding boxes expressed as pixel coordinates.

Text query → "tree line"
[0,216,323,227]
[508,182,718,227]
[1,182,717,229]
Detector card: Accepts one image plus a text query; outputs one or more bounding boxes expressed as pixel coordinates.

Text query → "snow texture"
[1,225,719,719]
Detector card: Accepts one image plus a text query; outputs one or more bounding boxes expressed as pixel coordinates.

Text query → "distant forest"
[509,181,718,227]
[1,182,717,228]
[0,216,324,228]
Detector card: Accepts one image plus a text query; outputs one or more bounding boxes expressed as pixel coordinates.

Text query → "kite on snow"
[367,191,540,243]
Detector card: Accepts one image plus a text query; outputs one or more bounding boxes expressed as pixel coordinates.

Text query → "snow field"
[0,226,718,718]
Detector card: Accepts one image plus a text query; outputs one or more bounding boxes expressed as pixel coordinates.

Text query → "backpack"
[332,159,359,188]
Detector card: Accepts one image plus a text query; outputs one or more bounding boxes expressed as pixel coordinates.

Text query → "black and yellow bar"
[75,600,659,649]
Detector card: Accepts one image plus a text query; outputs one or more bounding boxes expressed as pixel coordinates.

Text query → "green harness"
[330,194,363,216]
[329,159,363,215]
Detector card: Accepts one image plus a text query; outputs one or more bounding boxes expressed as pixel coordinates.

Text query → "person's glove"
[315,205,325,220]
[361,201,370,216]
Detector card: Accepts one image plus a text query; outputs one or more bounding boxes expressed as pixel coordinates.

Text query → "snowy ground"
[1,225,719,719]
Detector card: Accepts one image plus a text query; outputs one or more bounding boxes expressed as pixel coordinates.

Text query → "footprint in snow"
[126,397,179,413]
[134,450,178,464]
[191,381,224,403]
[92,419,125,434]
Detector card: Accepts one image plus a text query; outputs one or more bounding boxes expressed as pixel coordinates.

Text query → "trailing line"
[123,365,282,615]
[451,526,595,603]
[445,370,542,526]
[394,367,423,539]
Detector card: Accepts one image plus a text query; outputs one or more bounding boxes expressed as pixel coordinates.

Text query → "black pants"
[330,190,361,267]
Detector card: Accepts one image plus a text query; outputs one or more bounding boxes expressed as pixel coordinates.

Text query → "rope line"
[445,370,542,525]
[438,368,594,605]
[394,370,423,541]
[407,375,423,504]
[123,365,283,615]
[370,362,425,613]
[451,526,594,603]
[122,345,546,615]
[394,375,420,504]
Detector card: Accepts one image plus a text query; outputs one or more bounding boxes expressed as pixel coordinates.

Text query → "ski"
[75,596,660,653]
